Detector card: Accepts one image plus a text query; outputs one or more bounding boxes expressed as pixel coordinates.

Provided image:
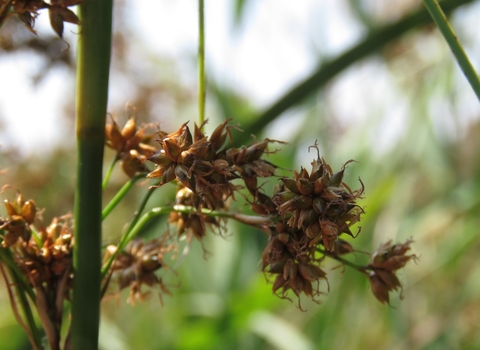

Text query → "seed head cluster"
[0,191,73,348]
[105,115,157,177]
[106,237,173,305]
[147,120,282,240]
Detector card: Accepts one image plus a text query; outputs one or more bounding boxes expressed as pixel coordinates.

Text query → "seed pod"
[209,119,230,150]
[305,220,321,239]
[121,117,137,139]
[4,199,18,217]
[161,165,176,185]
[296,177,313,196]
[272,274,287,293]
[21,200,36,224]
[313,178,324,195]
[312,197,326,215]
[148,150,172,166]
[280,178,299,193]
[297,209,317,229]
[141,254,162,272]
[295,195,313,210]
[328,169,344,187]
[106,121,125,152]
[269,260,286,274]
[298,263,327,282]
[283,259,297,281]
[273,191,297,205]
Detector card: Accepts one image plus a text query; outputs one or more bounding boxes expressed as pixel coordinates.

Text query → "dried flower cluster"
[147,120,282,240]
[0,0,82,38]
[0,191,73,349]
[106,237,173,305]
[259,153,363,307]
[105,114,156,177]
[368,239,417,304]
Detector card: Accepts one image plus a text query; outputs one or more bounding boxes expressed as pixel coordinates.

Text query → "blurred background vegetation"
[1,0,480,349]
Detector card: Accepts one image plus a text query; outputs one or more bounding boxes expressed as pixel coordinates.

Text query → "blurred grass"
[1,0,480,349]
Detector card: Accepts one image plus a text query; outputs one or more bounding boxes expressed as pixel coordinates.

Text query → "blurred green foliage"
[1,0,480,349]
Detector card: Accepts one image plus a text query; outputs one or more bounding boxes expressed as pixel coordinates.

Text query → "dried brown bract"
[0,0,82,38]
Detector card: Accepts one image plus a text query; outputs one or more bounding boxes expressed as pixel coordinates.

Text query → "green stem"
[100,204,270,278]
[422,0,480,100]
[318,248,369,274]
[198,0,206,126]
[239,0,475,142]
[102,174,144,220]
[101,183,158,279]
[102,155,119,190]
[0,251,41,349]
[72,0,113,349]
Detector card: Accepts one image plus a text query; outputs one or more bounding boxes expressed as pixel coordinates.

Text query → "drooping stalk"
[198,0,206,126]
[422,0,480,100]
[71,0,113,349]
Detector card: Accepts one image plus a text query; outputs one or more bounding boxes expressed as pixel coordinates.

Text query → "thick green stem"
[423,0,480,100]
[72,1,113,349]
[198,0,206,126]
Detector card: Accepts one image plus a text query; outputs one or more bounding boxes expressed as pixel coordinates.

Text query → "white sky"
[0,0,479,156]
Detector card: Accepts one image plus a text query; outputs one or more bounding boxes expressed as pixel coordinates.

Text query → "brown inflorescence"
[147,119,283,241]
[367,239,417,305]
[0,191,74,348]
[0,0,82,38]
[105,112,157,177]
[261,146,367,307]
[106,237,173,305]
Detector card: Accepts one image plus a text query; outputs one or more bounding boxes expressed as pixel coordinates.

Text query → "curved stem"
[101,182,158,279]
[100,204,270,278]
[102,174,145,220]
[198,0,206,126]
[423,0,480,100]
[318,248,369,274]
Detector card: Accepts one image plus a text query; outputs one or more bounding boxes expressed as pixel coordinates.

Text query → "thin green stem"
[72,0,113,349]
[198,0,206,126]
[423,0,480,100]
[101,183,158,279]
[102,155,119,190]
[102,174,144,220]
[0,256,41,349]
[100,204,270,278]
[318,248,369,274]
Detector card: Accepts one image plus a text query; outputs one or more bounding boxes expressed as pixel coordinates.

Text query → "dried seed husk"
[21,200,36,224]
[280,178,299,193]
[296,177,313,196]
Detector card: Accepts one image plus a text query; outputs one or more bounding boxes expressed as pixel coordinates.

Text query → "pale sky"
[0,0,479,156]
